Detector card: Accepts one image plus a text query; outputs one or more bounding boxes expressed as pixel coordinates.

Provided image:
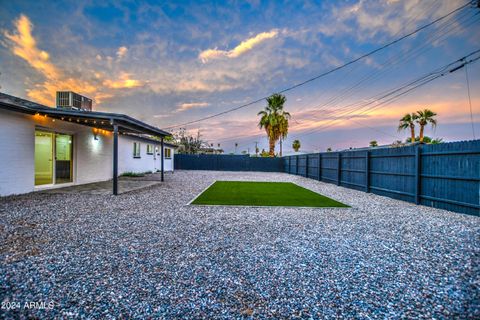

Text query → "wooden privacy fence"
[285,140,480,216]
[175,154,283,172]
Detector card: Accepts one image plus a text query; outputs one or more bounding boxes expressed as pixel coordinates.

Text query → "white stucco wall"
[118,136,156,174]
[118,136,174,174]
[0,109,113,196]
[0,110,35,196]
[0,109,174,196]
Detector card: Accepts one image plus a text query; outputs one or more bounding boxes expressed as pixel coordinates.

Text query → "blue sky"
[1,0,479,153]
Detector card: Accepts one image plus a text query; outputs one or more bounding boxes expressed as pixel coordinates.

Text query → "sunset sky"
[1,0,479,153]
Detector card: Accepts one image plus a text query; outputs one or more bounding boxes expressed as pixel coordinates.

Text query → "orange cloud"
[199,29,278,62]
[4,14,60,80]
[3,15,143,106]
[287,98,480,134]
[177,102,210,112]
[116,46,128,59]
[103,73,143,89]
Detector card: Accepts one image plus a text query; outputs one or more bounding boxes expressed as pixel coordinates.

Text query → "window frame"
[164,148,172,159]
[146,144,154,155]
[133,142,141,158]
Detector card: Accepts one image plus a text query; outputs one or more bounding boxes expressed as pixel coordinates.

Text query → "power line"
[464,63,476,139]
[298,9,478,124]
[163,1,472,130]
[216,9,479,148]
[291,50,480,147]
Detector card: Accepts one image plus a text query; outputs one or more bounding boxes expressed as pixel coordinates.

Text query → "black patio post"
[113,123,119,195]
[161,137,164,182]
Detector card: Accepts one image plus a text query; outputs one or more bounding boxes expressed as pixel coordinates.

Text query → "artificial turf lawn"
[191,181,349,207]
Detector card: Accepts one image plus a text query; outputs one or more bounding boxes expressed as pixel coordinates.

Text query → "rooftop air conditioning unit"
[56,91,93,111]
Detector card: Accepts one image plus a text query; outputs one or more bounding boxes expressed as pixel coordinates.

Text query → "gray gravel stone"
[1,170,479,319]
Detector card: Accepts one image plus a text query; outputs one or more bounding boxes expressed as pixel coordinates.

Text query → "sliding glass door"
[35,130,73,186]
[35,131,54,185]
[55,134,73,184]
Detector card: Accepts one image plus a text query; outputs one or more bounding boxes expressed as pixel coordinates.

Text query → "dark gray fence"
[175,154,283,172]
[285,140,480,216]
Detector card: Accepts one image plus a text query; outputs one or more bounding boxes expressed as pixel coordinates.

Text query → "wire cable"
[163,1,472,130]
[464,63,476,139]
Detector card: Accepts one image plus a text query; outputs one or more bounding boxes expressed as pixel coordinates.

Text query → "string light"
[76,119,80,123]
[69,118,72,122]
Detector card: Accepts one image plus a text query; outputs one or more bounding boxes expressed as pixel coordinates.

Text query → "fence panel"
[307,154,320,180]
[419,140,480,215]
[284,140,479,216]
[340,151,367,191]
[174,154,283,172]
[369,146,416,202]
[174,140,479,215]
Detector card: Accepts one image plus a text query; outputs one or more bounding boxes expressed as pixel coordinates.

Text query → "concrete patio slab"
[40,173,166,195]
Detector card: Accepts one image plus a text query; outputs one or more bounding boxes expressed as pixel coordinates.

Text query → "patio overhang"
[0,92,171,195]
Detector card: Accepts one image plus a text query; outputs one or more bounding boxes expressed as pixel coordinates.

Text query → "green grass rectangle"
[191,181,348,208]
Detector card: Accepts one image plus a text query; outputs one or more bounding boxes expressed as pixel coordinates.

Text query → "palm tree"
[398,113,418,143]
[416,109,437,143]
[292,139,301,152]
[234,142,238,154]
[258,93,291,157]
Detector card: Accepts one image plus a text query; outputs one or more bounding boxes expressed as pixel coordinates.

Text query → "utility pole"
[255,142,258,157]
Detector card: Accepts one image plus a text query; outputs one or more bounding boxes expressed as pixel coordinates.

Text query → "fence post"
[305,155,309,178]
[296,156,299,175]
[365,151,370,193]
[337,153,341,186]
[318,153,322,181]
[414,145,422,204]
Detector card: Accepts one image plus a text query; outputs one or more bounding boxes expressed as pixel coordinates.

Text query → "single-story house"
[0,92,175,196]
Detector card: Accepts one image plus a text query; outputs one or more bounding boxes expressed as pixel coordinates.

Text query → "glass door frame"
[34,127,75,189]
[54,133,74,184]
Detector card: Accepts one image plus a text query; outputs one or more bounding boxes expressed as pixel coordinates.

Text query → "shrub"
[120,172,145,177]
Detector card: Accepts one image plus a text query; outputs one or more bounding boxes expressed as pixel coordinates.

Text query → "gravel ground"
[1,170,479,319]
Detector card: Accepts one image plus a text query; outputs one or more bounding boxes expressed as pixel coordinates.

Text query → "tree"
[404,136,443,144]
[416,109,437,143]
[326,147,332,152]
[431,137,443,144]
[258,93,291,157]
[175,128,204,154]
[292,139,301,152]
[260,149,269,157]
[369,140,378,147]
[398,113,418,143]
[391,140,404,148]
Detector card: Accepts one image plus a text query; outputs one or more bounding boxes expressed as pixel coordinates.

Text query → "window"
[164,148,171,159]
[146,144,153,155]
[133,142,141,158]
